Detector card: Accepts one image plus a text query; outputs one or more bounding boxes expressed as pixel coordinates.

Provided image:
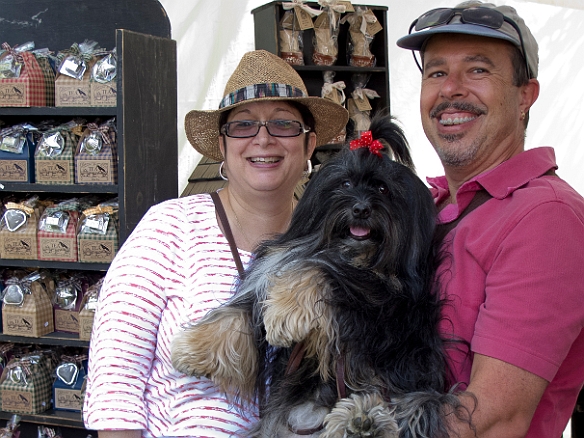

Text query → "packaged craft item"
[0,414,20,438]
[52,353,88,412]
[55,40,104,107]
[0,196,41,260]
[34,120,83,184]
[78,276,103,340]
[0,124,38,183]
[37,198,80,262]
[320,71,346,145]
[312,0,347,66]
[75,118,117,184]
[0,352,55,414]
[1,270,55,338]
[347,73,379,134]
[77,200,119,263]
[278,2,321,65]
[0,42,49,107]
[341,6,382,67]
[90,48,117,106]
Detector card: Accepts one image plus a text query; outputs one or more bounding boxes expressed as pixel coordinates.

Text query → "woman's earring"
[303,159,313,177]
[219,161,228,181]
[520,111,526,121]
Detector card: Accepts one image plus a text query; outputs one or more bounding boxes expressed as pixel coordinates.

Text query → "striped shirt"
[83,193,257,437]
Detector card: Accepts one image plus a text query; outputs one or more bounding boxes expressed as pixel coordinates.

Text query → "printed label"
[77,160,112,183]
[0,84,26,105]
[0,160,28,182]
[54,388,83,411]
[36,160,71,182]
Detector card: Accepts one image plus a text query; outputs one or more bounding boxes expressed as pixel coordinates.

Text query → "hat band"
[219,83,307,109]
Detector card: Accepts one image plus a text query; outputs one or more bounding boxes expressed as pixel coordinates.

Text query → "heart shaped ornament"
[3,209,27,232]
[2,284,25,306]
[56,362,79,386]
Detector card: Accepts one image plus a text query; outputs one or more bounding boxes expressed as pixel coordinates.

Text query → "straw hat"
[185,50,349,162]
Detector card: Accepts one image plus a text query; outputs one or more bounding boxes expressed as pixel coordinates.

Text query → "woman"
[82,49,348,437]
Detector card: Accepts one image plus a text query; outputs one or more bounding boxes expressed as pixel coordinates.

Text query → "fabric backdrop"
[157,0,584,197]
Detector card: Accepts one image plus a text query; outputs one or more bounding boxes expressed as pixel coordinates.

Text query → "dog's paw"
[322,393,398,438]
[171,307,258,397]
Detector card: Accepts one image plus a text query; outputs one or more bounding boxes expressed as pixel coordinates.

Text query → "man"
[397,2,584,437]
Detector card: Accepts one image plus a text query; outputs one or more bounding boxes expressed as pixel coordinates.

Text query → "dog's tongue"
[350,226,370,238]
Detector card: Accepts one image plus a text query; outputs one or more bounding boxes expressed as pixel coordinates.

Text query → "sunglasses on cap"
[408,7,531,79]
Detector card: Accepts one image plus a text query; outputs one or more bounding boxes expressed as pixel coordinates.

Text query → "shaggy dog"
[172,115,470,437]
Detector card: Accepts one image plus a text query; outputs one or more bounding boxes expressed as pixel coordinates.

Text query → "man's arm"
[450,354,548,438]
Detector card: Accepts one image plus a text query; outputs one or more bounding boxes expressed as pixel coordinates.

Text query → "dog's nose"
[352,202,371,219]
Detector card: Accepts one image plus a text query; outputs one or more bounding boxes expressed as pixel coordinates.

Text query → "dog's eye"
[378,184,389,194]
[342,180,352,188]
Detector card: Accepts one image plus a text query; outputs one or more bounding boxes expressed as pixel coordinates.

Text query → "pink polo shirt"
[428,147,584,438]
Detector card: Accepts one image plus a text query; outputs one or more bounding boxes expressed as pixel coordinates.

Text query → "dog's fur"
[172,114,471,437]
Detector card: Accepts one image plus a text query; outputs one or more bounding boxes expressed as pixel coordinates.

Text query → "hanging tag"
[353,94,372,111]
[364,11,383,36]
[294,6,315,30]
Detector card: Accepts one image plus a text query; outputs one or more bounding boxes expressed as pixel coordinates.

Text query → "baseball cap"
[396,1,538,78]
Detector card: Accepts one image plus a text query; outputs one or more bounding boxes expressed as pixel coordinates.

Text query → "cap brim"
[396,23,520,51]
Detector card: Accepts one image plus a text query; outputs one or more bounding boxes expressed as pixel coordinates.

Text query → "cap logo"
[219,83,307,109]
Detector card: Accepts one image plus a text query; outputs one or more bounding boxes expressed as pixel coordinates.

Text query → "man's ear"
[520,78,540,114]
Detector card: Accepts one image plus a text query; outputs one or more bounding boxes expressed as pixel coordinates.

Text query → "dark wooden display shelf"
[0,0,177,435]
[0,183,118,194]
[0,409,87,429]
[0,332,89,348]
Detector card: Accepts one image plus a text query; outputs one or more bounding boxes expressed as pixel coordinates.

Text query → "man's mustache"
[430,101,487,119]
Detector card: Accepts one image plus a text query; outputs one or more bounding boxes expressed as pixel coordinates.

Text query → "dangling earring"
[303,159,313,177]
[219,161,228,181]
[520,111,526,121]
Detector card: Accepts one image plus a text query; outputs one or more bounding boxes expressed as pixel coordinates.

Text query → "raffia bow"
[350,130,383,158]
[322,81,346,104]
[82,205,116,217]
[352,87,380,101]
[282,0,323,17]
[317,0,347,29]
[86,122,113,146]
[1,43,23,63]
[4,202,34,216]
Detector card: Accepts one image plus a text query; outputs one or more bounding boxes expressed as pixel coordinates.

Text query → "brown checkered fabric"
[33,55,56,106]
[0,52,47,107]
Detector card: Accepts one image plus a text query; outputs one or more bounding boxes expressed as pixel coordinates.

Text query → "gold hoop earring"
[219,161,228,181]
[303,159,313,177]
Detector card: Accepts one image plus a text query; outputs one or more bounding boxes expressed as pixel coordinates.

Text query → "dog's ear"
[368,112,414,170]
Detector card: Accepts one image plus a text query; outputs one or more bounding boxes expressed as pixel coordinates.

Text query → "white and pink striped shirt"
[83,193,257,437]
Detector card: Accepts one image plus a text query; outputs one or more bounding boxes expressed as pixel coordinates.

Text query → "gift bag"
[0,44,47,107]
[0,354,54,414]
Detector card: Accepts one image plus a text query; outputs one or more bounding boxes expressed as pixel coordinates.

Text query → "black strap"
[435,190,492,239]
[434,168,556,241]
[210,191,245,277]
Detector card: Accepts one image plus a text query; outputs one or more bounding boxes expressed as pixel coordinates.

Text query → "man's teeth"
[250,157,279,163]
[440,116,476,126]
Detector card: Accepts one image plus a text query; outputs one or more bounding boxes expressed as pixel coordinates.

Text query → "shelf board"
[0,107,117,117]
[0,259,109,271]
[0,332,89,348]
[0,183,118,194]
[293,65,388,73]
[0,408,87,429]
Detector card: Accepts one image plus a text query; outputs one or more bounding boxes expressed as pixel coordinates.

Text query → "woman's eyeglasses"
[221,120,310,138]
[408,7,531,79]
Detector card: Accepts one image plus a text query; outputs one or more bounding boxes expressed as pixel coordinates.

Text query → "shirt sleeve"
[472,199,584,381]
[83,201,179,430]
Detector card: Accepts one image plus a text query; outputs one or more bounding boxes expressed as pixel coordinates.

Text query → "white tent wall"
[158,0,584,197]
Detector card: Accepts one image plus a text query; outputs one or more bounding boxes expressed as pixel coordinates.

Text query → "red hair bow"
[349,131,383,158]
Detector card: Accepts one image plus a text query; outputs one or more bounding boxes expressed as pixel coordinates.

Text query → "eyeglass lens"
[224,120,306,138]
